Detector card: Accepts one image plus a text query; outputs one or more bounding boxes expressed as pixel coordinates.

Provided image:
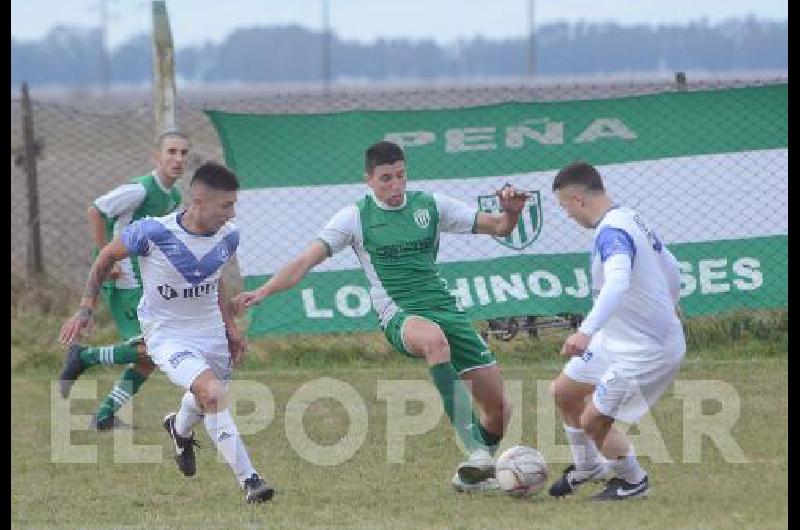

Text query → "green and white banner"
[207,85,787,335]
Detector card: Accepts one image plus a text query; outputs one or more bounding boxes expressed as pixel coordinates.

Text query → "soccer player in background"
[60,162,274,504]
[547,161,685,500]
[58,131,188,430]
[232,140,529,492]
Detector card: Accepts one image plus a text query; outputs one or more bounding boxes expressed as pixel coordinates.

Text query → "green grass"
[11,356,787,529]
[11,304,788,527]
[11,306,789,371]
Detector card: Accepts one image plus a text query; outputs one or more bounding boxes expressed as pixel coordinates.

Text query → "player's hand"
[497,185,530,215]
[560,331,591,357]
[231,290,264,316]
[227,328,248,368]
[59,307,94,344]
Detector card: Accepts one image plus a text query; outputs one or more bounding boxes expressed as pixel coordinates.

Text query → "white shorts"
[145,331,232,390]
[562,331,685,423]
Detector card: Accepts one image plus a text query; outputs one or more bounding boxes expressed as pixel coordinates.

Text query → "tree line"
[11,17,787,87]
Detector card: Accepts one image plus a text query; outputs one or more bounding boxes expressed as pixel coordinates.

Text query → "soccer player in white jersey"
[547,161,685,501]
[60,162,274,504]
[232,141,530,492]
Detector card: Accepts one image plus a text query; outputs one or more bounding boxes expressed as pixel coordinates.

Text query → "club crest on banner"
[478,188,542,250]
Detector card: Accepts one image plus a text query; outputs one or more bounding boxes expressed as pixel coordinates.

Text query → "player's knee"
[199,392,222,413]
[195,382,227,413]
[550,379,571,410]
[579,410,606,440]
[578,412,591,433]
[135,361,155,377]
[421,336,450,363]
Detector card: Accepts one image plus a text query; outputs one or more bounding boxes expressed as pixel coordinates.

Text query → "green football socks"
[94,366,148,422]
[429,362,486,453]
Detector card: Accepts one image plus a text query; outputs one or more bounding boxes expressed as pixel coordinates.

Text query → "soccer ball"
[495,445,548,497]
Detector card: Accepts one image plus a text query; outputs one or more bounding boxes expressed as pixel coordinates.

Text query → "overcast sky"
[11,0,788,50]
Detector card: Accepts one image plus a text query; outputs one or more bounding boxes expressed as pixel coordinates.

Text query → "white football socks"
[609,446,647,484]
[175,391,203,437]
[564,425,604,472]
[204,409,257,484]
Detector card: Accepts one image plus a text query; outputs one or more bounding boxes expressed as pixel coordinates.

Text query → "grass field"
[11,348,787,529]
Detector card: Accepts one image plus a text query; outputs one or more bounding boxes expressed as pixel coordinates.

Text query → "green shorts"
[101,284,143,341]
[383,308,496,374]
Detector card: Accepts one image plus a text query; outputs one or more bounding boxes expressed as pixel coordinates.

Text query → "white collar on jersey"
[369,190,407,210]
[151,170,171,193]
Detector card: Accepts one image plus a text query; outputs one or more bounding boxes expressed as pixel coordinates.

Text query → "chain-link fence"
[10,76,788,341]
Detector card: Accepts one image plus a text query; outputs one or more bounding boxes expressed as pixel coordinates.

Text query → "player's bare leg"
[403,317,495,484]
[461,363,511,446]
[164,369,274,503]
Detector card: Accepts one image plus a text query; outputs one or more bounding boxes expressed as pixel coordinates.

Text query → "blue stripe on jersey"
[121,218,238,285]
[595,226,636,264]
[121,218,162,256]
[194,232,239,280]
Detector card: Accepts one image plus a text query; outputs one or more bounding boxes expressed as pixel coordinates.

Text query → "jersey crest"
[413,208,431,228]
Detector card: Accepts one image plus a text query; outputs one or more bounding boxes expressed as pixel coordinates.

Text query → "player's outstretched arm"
[474,186,529,237]
[218,277,247,367]
[88,206,123,280]
[87,206,108,251]
[59,238,130,344]
[231,240,329,316]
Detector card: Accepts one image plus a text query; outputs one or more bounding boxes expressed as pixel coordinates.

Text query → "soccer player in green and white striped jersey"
[58,131,189,430]
[232,140,530,491]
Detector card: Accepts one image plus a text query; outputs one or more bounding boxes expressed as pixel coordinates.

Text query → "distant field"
[11,355,787,529]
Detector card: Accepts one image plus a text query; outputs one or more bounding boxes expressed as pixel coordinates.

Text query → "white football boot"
[456,448,496,484]
[451,472,500,493]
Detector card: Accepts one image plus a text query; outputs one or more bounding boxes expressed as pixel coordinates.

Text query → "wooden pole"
[21,82,45,279]
[152,0,177,139]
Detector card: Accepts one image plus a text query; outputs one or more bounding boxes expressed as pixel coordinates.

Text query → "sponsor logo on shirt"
[156,280,219,300]
[168,350,196,368]
[183,280,219,299]
[157,284,179,300]
[375,237,434,260]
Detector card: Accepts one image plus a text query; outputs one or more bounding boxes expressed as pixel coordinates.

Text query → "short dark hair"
[552,161,604,193]
[156,130,189,149]
[190,162,239,191]
[365,141,405,174]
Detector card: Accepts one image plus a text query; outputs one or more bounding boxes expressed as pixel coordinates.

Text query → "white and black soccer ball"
[495,445,549,498]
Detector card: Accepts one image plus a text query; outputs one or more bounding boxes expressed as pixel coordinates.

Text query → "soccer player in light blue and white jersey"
[60,162,274,504]
[547,161,685,501]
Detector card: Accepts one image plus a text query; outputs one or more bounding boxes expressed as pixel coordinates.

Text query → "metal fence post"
[21,82,45,280]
